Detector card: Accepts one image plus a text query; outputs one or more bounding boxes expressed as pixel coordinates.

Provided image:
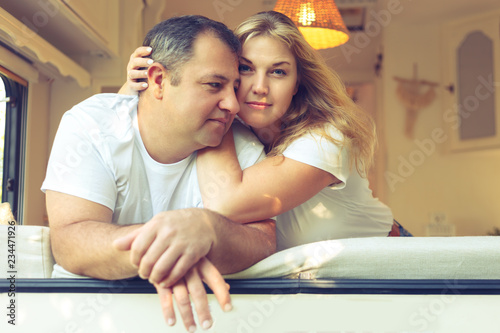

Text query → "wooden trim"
[0,64,28,87]
[0,7,91,88]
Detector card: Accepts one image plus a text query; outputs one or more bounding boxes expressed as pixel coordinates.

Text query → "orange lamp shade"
[274,0,350,49]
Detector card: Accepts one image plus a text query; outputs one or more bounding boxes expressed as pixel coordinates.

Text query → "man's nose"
[219,89,240,115]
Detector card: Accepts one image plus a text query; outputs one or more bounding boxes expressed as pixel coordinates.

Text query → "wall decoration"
[394,63,438,138]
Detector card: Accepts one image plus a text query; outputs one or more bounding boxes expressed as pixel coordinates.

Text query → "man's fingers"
[113,227,141,251]
[198,258,232,312]
[172,280,197,333]
[156,252,199,288]
[154,283,176,327]
[129,227,159,271]
[138,237,178,281]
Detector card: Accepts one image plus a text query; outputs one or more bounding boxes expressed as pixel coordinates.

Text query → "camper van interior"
[0,0,499,332]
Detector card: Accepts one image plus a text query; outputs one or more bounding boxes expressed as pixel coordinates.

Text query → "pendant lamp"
[273,0,350,49]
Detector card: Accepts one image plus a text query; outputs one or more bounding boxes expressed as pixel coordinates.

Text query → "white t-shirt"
[276,126,393,250]
[41,93,266,227]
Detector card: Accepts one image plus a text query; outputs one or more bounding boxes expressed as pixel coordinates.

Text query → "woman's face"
[236,36,298,130]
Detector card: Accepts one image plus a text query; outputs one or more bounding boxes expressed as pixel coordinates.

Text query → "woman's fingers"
[198,258,232,312]
[152,258,231,332]
[128,68,149,80]
[185,267,213,330]
[154,283,177,327]
[126,80,148,91]
[130,46,152,58]
[172,279,197,332]
[127,46,152,89]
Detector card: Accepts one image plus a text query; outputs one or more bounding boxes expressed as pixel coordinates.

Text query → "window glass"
[0,78,6,199]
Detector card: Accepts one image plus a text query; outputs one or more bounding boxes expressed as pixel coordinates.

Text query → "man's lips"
[209,117,229,125]
[245,101,272,110]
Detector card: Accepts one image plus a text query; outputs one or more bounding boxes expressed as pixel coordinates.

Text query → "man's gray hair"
[143,15,241,86]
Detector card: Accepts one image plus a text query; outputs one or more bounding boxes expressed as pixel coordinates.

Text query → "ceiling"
[163,0,500,27]
[161,0,500,83]
[1,0,497,84]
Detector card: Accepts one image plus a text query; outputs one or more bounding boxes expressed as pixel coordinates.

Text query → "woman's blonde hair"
[234,11,377,176]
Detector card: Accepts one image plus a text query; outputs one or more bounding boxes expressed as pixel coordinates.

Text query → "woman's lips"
[245,101,271,110]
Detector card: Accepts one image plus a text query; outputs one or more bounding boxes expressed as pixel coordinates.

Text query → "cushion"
[3,226,498,281]
[0,225,55,278]
[224,236,500,280]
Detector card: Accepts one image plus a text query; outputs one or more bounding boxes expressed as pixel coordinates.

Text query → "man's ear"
[148,63,169,99]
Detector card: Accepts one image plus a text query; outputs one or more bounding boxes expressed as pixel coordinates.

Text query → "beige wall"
[14,0,145,225]
[381,11,500,236]
[22,80,51,226]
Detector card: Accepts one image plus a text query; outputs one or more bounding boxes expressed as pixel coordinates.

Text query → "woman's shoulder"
[291,124,344,147]
[284,125,347,160]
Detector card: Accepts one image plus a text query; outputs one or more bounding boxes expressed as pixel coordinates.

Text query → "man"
[42,16,276,331]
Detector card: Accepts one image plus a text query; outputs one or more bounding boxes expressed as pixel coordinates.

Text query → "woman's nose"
[252,75,268,95]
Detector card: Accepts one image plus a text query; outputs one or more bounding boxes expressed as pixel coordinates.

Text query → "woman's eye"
[272,69,286,75]
[238,64,251,72]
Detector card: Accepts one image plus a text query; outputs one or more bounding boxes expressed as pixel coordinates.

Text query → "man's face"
[162,33,240,150]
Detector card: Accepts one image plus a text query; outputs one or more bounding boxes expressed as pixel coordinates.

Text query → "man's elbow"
[248,219,277,256]
[49,229,83,275]
[264,220,277,256]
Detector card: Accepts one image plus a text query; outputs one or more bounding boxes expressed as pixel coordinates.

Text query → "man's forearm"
[46,190,142,280]
[206,211,276,274]
[50,220,142,279]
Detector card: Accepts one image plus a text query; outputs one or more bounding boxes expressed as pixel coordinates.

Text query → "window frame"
[0,69,28,223]
[2,277,499,295]
[1,277,499,331]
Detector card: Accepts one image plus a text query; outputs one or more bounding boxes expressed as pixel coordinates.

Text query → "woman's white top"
[276,126,393,250]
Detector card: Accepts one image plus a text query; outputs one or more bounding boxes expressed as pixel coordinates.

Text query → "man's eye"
[238,64,251,72]
[207,82,221,88]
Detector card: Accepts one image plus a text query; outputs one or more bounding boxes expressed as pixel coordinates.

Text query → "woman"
[123,11,410,251]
